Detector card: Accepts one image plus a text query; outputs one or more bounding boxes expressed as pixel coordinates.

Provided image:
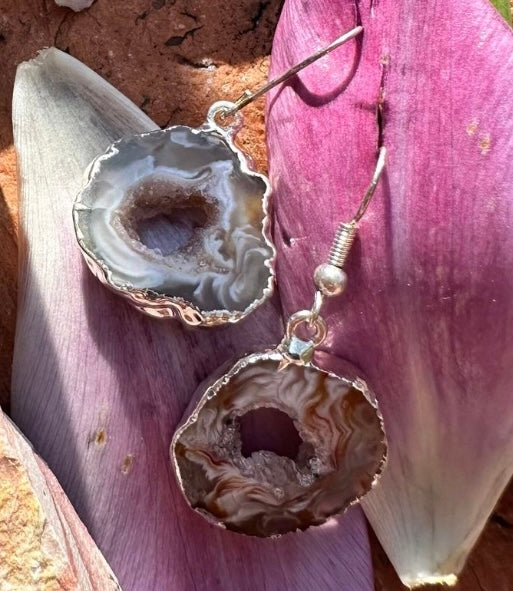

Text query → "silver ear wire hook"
[223,26,363,117]
[308,146,386,318]
[286,147,387,348]
[326,146,387,269]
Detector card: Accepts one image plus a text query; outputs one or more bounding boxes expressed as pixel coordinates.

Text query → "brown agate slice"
[171,350,387,537]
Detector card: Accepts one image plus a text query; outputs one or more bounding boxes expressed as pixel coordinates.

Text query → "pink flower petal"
[267,0,513,585]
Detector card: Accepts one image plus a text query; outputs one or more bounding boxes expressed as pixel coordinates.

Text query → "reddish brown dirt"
[0,1,512,590]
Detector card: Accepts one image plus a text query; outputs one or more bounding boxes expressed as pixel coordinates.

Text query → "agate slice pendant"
[171,148,388,537]
[73,101,275,326]
[171,311,387,537]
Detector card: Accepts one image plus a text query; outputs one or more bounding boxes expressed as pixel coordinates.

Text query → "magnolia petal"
[0,407,120,590]
[268,0,513,586]
[12,48,375,590]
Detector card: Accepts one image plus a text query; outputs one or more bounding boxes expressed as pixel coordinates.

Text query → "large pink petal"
[267,0,513,586]
[12,48,374,591]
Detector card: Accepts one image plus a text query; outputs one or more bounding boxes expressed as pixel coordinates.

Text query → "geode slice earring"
[171,148,388,537]
[72,27,363,326]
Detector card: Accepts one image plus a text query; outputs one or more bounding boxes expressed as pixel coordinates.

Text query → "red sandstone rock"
[0,408,120,590]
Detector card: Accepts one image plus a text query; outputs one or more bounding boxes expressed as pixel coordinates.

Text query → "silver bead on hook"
[314,146,387,297]
[314,263,348,297]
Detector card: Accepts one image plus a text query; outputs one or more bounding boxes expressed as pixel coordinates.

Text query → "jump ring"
[206,101,243,133]
[286,310,327,347]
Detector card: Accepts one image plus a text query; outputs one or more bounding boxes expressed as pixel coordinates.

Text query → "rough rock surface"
[0,407,120,590]
[0,1,512,590]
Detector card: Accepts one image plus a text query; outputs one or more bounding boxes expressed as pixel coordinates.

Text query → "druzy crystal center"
[239,407,303,460]
[117,179,216,258]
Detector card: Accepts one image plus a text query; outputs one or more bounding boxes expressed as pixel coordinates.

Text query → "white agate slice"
[73,120,275,324]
